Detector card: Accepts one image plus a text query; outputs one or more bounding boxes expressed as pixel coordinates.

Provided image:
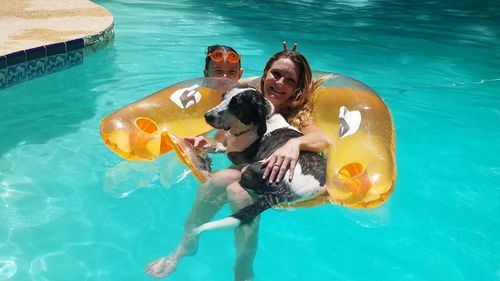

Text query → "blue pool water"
[1,1,499,280]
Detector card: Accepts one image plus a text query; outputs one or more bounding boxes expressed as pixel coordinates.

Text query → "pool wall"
[0,1,115,90]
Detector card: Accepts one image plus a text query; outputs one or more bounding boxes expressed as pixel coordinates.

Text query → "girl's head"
[204,45,243,80]
[260,49,315,128]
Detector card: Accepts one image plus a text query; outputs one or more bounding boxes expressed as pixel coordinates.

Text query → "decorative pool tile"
[46,43,67,74]
[66,39,84,67]
[0,56,6,89]
[26,46,47,80]
[84,22,115,55]
[0,22,113,90]
[6,51,26,86]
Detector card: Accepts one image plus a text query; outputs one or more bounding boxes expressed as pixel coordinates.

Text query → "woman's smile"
[263,58,298,110]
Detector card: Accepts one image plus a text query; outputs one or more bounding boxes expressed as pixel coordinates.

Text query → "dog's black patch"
[231,196,276,225]
[228,89,271,137]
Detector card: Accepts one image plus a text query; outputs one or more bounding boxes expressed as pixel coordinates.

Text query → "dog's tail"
[193,195,279,235]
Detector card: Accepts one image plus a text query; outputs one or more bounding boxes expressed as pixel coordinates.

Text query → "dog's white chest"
[265,114,299,134]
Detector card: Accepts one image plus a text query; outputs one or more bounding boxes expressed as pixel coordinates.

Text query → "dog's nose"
[204,112,216,124]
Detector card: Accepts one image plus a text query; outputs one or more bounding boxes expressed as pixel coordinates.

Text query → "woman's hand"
[261,138,301,183]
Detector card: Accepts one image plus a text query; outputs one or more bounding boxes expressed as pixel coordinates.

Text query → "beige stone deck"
[0,0,114,56]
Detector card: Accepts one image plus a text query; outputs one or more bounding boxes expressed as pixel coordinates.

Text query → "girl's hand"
[184,136,209,148]
[261,138,300,183]
[184,136,226,153]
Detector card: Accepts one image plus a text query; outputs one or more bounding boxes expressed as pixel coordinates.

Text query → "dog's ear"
[256,95,272,137]
[256,115,267,136]
[264,98,274,118]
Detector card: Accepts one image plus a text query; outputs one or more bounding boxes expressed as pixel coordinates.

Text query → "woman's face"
[263,58,299,112]
[204,60,242,81]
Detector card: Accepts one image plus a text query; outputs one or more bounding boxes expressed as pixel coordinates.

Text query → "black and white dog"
[195,85,327,234]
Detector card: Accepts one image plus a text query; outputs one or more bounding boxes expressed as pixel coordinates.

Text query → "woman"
[146,43,330,281]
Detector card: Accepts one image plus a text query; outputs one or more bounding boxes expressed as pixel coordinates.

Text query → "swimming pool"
[1,0,499,280]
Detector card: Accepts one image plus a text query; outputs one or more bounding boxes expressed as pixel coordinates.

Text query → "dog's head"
[205,85,273,137]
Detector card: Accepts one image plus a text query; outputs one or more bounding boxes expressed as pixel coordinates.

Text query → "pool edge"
[0,2,115,91]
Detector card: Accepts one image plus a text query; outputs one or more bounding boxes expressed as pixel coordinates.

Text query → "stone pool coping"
[0,0,115,89]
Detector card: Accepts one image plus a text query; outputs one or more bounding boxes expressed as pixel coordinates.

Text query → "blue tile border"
[67,38,84,51]
[46,42,66,56]
[0,21,114,91]
[0,55,6,89]
[6,51,26,66]
[26,46,46,60]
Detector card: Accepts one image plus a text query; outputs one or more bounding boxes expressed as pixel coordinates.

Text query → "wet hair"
[260,49,327,128]
[205,45,241,71]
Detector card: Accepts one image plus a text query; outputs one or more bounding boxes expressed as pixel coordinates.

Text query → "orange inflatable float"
[100,73,396,208]
[100,78,236,182]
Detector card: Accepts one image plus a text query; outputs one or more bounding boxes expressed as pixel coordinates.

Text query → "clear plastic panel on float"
[311,72,396,208]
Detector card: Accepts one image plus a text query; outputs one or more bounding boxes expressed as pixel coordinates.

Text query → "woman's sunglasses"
[207,50,240,63]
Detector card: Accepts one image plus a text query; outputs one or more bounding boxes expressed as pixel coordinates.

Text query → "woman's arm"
[262,122,331,183]
[296,123,331,153]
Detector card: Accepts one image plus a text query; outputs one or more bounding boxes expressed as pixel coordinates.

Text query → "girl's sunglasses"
[207,50,240,63]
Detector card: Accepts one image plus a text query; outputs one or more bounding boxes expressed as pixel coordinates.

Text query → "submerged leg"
[145,169,241,278]
[227,182,260,281]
